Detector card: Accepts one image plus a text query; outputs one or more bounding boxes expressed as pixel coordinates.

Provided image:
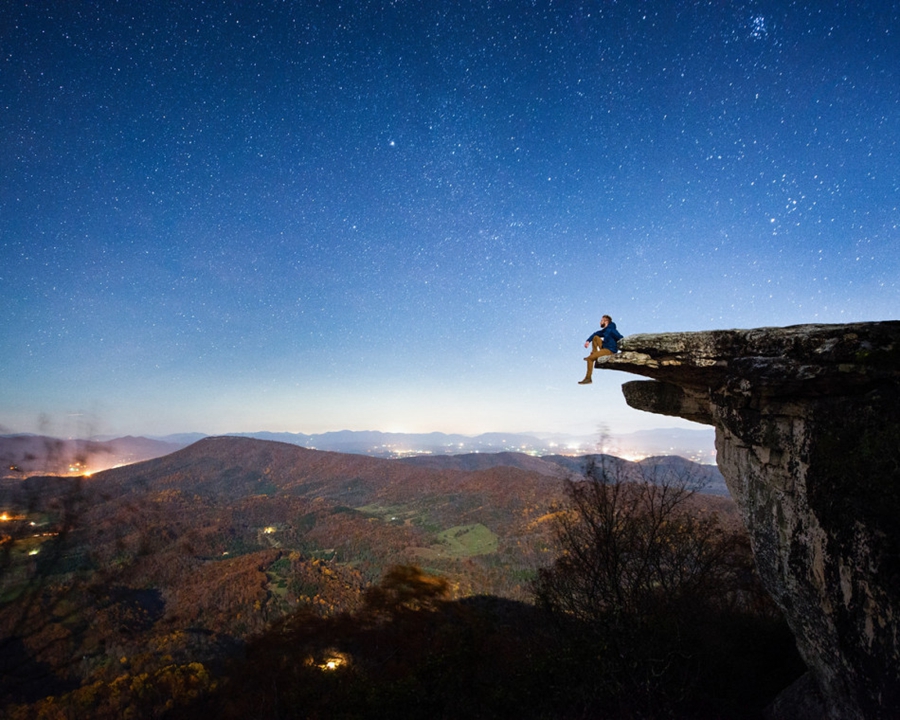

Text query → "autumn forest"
[0,437,805,718]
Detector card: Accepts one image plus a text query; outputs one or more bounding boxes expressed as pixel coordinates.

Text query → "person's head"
[601,314,612,327]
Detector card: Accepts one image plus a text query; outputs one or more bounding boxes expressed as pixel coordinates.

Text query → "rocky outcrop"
[596,322,900,719]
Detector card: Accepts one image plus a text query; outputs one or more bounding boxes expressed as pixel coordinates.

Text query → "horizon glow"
[1,2,897,440]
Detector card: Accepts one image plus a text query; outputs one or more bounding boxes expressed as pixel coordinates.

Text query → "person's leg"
[580,345,612,383]
[588,336,612,360]
[579,356,593,383]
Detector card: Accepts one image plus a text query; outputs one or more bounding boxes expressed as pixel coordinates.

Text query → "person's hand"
[584,341,589,348]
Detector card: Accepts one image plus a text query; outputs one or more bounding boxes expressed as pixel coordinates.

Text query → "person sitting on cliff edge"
[579,314,623,385]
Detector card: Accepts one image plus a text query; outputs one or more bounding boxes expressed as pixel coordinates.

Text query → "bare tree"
[533,455,766,708]
[537,457,745,622]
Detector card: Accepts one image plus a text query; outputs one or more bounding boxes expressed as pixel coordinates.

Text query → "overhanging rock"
[595,322,900,720]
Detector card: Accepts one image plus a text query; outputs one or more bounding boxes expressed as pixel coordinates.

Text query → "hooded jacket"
[586,321,623,353]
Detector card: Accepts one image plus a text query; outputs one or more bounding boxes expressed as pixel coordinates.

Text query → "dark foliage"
[532,458,806,717]
[168,561,803,720]
[169,565,599,720]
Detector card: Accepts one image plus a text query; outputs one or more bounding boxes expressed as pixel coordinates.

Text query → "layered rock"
[596,322,900,719]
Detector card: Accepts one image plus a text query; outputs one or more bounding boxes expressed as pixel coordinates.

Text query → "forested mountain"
[1,438,567,705]
[401,449,731,495]
[0,437,775,718]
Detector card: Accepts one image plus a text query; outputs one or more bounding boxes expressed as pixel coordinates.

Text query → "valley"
[0,436,781,718]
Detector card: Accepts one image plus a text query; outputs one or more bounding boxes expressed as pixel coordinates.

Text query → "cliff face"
[596,322,900,719]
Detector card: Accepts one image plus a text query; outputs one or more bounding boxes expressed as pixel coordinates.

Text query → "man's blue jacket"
[586,321,624,353]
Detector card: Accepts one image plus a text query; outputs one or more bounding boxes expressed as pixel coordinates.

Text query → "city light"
[308,651,350,671]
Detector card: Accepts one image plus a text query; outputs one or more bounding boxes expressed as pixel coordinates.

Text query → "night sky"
[2,1,898,440]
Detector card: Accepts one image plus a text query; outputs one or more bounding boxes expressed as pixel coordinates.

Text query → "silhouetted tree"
[536,457,746,624]
[533,456,803,716]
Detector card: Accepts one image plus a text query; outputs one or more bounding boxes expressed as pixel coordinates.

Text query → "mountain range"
[1,427,716,479]
[0,435,754,715]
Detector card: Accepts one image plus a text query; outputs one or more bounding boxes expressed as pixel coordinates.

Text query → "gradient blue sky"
[2,1,898,440]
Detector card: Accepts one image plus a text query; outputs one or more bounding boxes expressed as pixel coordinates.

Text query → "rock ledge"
[597,321,900,719]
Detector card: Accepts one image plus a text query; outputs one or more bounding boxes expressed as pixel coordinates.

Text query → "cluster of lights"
[1,511,52,556]
[307,651,349,672]
[319,657,344,671]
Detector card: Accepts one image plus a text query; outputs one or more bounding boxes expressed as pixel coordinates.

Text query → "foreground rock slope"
[597,321,900,720]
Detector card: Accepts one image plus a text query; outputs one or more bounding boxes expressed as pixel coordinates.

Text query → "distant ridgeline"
[220,427,716,461]
[0,427,717,478]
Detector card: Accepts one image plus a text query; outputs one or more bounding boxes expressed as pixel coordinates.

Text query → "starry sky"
[2,1,898,440]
